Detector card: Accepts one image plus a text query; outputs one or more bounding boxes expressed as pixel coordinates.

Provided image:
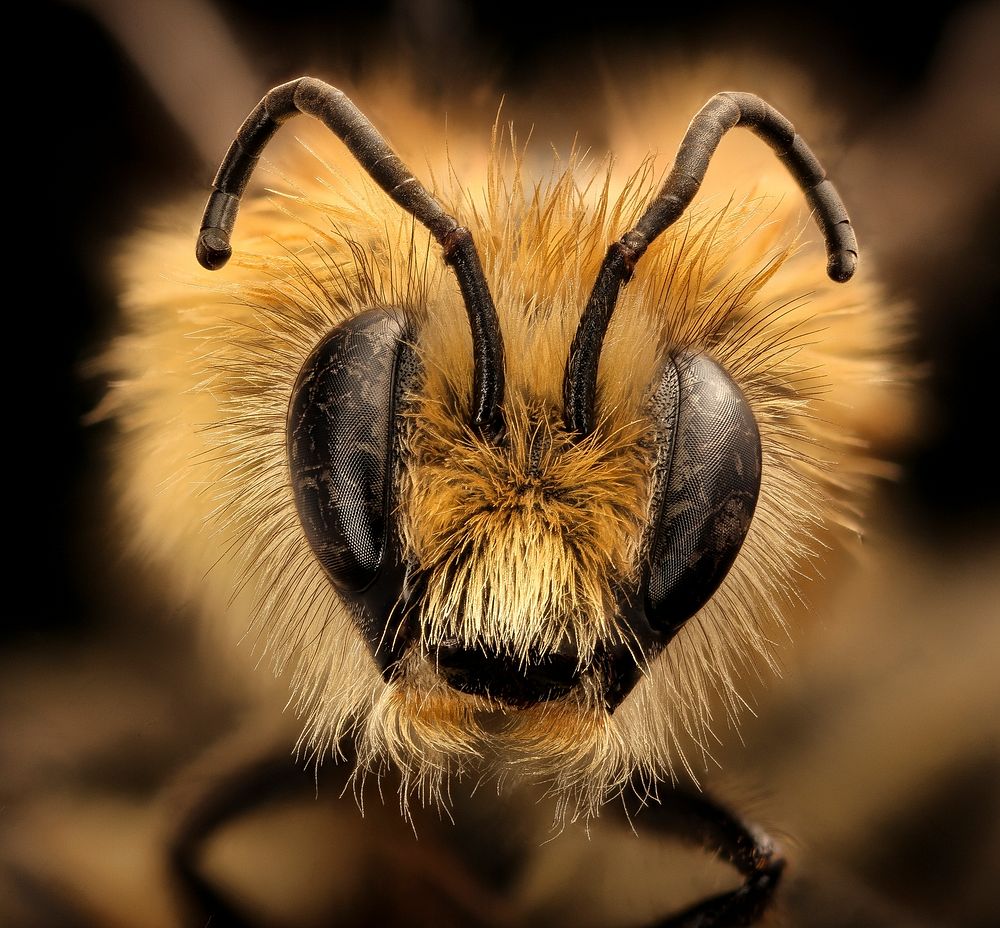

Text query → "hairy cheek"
[384,669,607,751]
[502,700,611,758]
[386,665,492,720]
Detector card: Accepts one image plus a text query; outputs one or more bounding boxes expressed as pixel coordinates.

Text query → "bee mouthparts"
[431,641,582,708]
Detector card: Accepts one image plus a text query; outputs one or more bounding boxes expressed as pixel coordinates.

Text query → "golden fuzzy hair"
[99,75,907,817]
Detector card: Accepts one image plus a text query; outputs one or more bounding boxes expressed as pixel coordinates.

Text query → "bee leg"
[626,785,785,928]
[165,726,318,928]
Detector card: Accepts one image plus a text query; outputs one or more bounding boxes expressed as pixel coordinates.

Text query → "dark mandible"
[565,91,860,438]
[196,77,505,441]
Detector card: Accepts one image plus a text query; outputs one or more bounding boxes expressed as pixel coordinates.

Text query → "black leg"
[621,783,785,928]
[166,729,317,928]
[163,730,519,927]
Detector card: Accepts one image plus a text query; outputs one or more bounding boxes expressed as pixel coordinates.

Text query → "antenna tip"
[197,229,232,270]
[827,249,857,283]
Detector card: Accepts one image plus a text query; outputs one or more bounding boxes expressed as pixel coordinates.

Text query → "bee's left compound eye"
[286,308,412,673]
[602,354,761,709]
[642,353,762,633]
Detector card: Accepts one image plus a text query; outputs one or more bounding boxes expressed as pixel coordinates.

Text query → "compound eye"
[287,308,407,597]
[643,352,762,635]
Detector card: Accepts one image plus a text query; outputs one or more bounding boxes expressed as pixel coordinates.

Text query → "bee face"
[288,301,763,715]
[107,78,901,808]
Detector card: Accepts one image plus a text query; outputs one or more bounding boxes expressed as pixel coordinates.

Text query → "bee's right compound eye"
[640,353,763,638]
[286,308,411,673]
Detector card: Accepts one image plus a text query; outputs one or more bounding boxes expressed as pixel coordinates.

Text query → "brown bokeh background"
[4,2,998,926]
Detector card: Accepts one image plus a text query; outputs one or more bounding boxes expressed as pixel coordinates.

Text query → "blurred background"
[4,1,998,926]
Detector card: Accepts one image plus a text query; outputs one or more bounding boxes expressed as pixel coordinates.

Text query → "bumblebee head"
[198,77,855,746]
[287,302,761,713]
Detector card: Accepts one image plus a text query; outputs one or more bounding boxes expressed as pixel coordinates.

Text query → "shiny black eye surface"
[642,352,762,635]
[287,310,412,672]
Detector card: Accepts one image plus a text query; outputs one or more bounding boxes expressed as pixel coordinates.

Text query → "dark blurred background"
[5,2,998,926]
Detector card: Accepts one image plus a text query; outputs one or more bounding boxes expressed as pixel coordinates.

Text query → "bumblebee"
[104,76,903,925]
